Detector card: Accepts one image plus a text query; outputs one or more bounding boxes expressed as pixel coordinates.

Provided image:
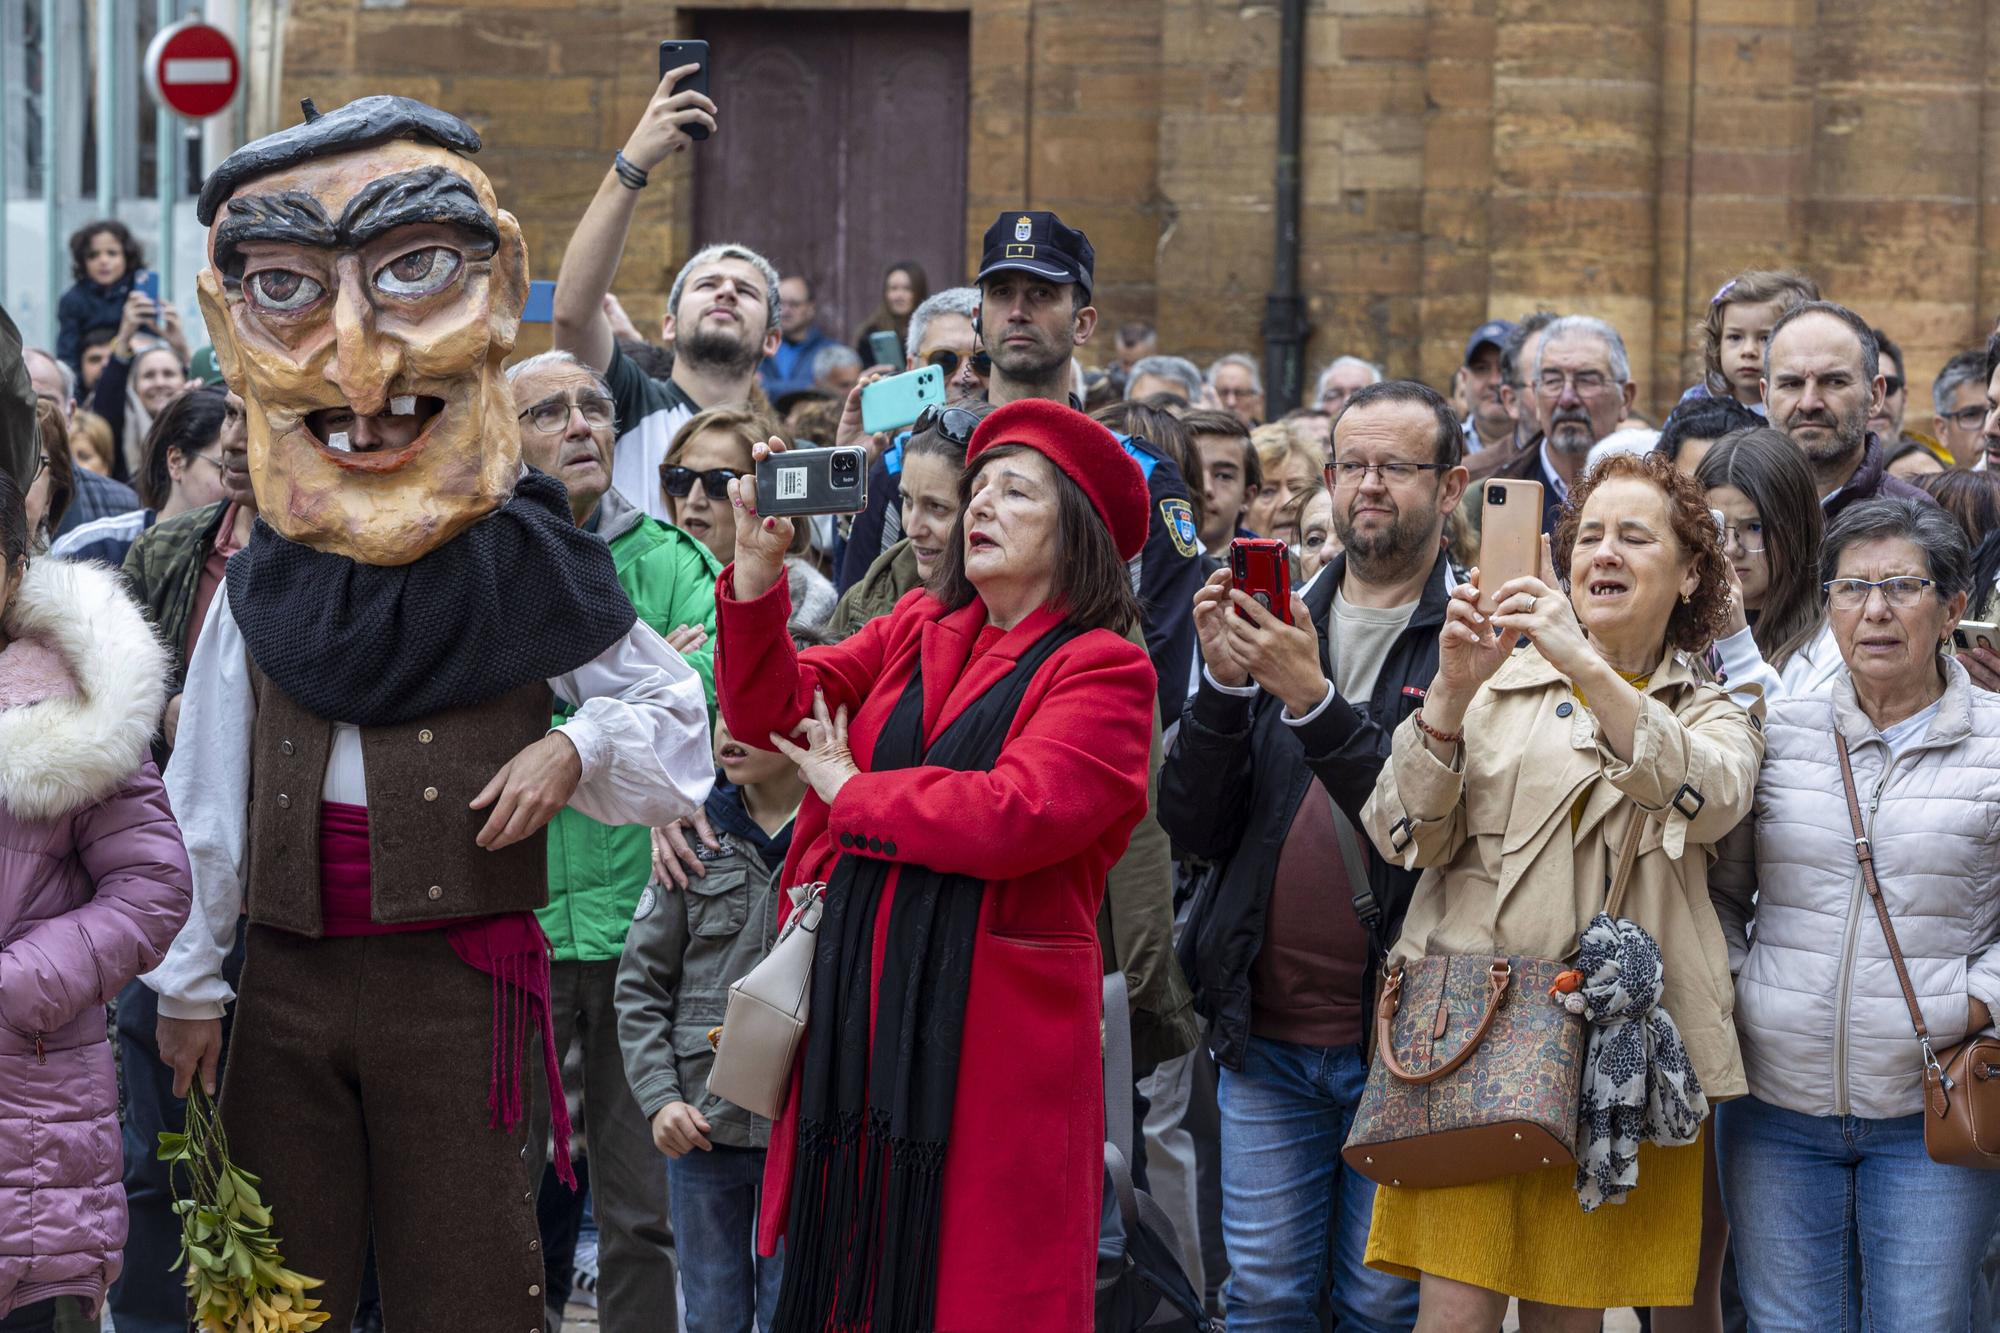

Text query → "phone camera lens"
[1487,486,1505,505]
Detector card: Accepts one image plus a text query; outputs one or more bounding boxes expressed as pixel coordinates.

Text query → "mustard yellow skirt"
[1364,1131,1705,1310]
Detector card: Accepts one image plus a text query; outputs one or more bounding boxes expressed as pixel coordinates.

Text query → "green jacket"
[540,486,722,962]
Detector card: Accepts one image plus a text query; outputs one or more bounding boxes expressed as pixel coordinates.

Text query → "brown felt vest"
[245,666,554,936]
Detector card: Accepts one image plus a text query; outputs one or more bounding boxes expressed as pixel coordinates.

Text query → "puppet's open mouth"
[303,395,446,472]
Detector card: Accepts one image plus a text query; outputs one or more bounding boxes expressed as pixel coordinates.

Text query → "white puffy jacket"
[1710,657,2000,1120]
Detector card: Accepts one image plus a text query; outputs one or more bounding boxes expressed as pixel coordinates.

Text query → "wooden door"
[692,10,970,345]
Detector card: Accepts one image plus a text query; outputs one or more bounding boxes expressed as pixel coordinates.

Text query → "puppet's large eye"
[374,246,462,299]
[246,269,324,312]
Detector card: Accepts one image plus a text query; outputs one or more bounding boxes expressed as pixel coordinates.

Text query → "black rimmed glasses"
[1822,576,1938,611]
[660,466,741,500]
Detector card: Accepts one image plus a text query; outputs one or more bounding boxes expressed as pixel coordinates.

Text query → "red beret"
[965,399,1150,562]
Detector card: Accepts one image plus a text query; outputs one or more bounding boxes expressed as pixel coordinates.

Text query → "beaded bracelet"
[1412,710,1462,746]
[612,150,650,191]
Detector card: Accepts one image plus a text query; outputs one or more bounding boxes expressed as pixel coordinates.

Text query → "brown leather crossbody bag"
[1836,736,2000,1169]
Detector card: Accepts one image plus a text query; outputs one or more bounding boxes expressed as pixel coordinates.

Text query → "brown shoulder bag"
[1339,815,1643,1190]
[1835,736,2000,1169]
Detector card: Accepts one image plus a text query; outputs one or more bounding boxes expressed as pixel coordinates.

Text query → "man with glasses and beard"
[550,66,783,521]
[1493,314,1636,535]
[1162,380,1467,1333]
[1763,301,1936,521]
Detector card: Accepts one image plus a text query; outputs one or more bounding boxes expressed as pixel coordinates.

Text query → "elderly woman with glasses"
[1710,496,2000,1333]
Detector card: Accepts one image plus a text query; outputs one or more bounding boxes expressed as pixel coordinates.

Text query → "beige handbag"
[706,883,825,1120]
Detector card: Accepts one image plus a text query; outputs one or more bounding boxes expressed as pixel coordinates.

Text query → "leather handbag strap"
[1374,960,1513,1085]
[1834,735,1953,1114]
[1604,804,1645,922]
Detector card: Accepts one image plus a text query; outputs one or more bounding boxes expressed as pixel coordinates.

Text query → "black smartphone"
[756,446,870,517]
[657,40,711,140]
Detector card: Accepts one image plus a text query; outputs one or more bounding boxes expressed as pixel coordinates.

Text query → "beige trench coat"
[1361,644,1765,1098]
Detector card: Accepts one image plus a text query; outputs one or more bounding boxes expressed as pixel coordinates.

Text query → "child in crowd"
[1688,269,1819,412]
[615,709,807,1333]
[56,221,142,380]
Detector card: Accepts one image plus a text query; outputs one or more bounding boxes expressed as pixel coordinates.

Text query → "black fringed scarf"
[772,618,1087,1333]
[225,470,636,726]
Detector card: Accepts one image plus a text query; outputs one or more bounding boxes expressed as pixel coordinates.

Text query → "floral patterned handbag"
[1340,816,1642,1189]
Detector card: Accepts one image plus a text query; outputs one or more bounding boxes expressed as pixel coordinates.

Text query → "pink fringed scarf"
[319,801,575,1188]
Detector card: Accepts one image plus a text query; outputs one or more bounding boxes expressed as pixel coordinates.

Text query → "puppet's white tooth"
[327,431,351,452]
[389,394,416,416]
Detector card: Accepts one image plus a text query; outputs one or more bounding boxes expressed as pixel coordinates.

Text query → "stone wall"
[281,0,1999,415]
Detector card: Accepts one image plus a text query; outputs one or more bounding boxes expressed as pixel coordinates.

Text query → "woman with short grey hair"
[1711,496,2000,1332]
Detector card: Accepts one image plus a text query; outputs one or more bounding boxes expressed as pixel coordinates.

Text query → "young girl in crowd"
[55,220,141,380]
[659,405,838,628]
[851,261,929,365]
[1689,270,1819,411]
[615,708,807,1333]
[0,467,192,1333]
[1697,426,1843,702]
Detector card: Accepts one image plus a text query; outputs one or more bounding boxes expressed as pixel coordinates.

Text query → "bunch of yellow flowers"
[157,1085,331,1333]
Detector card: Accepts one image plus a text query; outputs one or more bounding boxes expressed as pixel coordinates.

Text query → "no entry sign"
[145,19,240,119]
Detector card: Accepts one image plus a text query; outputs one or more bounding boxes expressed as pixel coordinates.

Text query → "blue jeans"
[1218,1036,1417,1333]
[1717,1094,2000,1332]
[667,1144,782,1333]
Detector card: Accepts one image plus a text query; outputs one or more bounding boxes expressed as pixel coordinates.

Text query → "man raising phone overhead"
[551,61,786,521]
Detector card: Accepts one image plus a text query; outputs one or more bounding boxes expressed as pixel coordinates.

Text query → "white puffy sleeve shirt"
[144,587,714,1020]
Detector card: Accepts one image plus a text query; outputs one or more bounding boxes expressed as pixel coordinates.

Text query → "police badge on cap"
[975,209,1095,302]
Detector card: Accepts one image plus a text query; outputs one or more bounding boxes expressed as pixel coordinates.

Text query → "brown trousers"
[220,926,544,1332]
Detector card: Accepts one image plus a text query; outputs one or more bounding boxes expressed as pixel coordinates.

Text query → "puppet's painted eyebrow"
[339,167,497,250]
[213,191,338,275]
[213,167,497,278]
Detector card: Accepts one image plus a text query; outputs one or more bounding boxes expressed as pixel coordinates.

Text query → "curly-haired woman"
[1361,450,1765,1330]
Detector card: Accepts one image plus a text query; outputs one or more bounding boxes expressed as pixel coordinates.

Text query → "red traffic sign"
[145,20,240,119]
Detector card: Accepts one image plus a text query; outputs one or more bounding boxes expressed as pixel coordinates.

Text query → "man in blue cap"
[1458,317,1517,455]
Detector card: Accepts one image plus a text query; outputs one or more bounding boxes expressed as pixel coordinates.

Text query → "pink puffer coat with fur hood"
[0,555,190,1320]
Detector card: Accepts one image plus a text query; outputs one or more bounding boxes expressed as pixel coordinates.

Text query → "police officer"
[971,210,1202,718]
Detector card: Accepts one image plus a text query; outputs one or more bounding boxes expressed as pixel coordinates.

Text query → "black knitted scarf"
[771,617,1087,1333]
[225,471,636,726]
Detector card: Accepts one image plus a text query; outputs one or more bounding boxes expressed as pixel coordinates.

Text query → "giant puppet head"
[194,96,529,565]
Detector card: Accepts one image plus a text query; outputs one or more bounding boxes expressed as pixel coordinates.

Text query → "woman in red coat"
[716,399,1158,1333]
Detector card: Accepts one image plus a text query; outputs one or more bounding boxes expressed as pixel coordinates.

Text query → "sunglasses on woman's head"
[925,349,992,378]
[913,404,984,447]
[659,466,741,500]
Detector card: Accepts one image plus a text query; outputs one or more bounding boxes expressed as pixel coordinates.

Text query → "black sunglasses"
[659,465,740,500]
[925,348,992,378]
[914,404,983,446]
[1881,374,1905,396]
